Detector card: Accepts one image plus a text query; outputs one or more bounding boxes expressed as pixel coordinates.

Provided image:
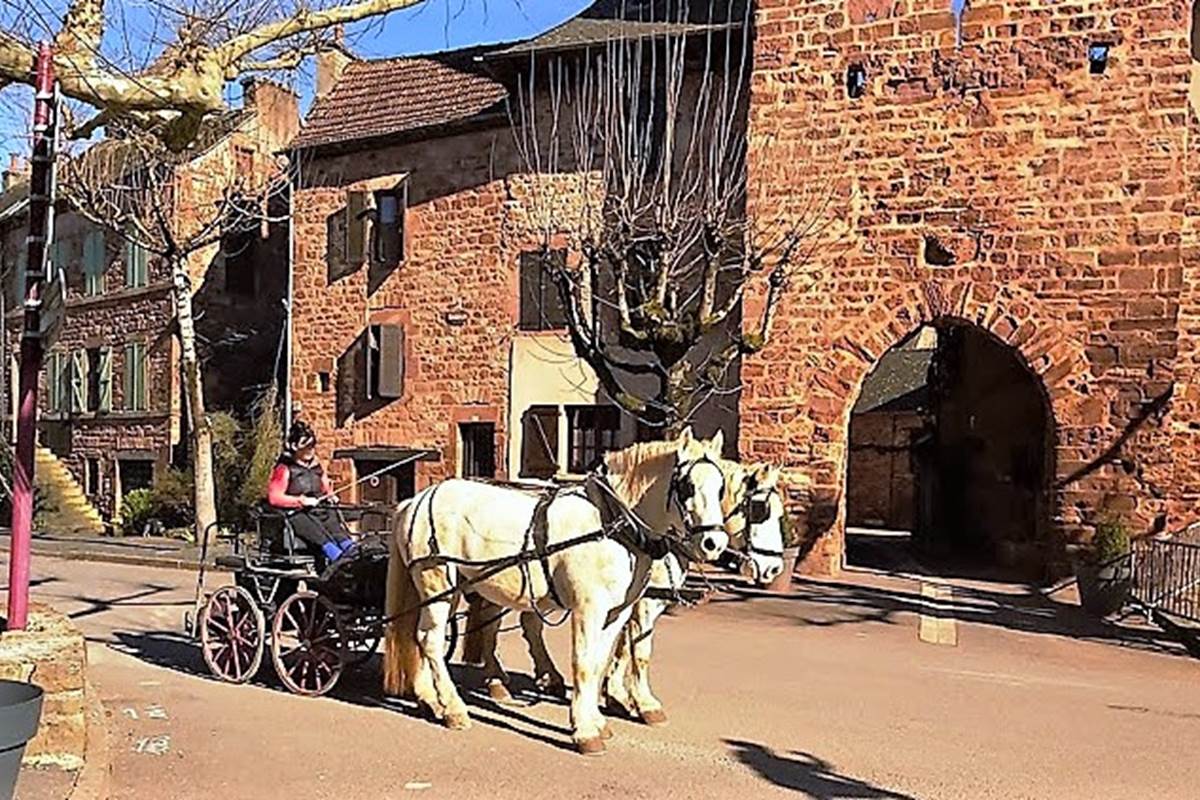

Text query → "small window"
[518,249,568,331]
[125,238,149,288]
[460,423,496,479]
[567,405,621,474]
[372,185,407,266]
[365,323,405,400]
[85,457,100,497]
[119,458,154,493]
[235,146,254,177]
[123,341,148,412]
[520,405,560,479]
[83,228,105,296]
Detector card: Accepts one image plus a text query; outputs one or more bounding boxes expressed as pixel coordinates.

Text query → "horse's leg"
[625,597,670,726]
[570,601,635,756]
[520,611,567,698]
[414,568,471,730]
[604,609,639,718]
[477,602,517,704]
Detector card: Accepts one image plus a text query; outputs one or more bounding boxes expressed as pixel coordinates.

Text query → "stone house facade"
[0,80,298,521]
[289,0,1200,580]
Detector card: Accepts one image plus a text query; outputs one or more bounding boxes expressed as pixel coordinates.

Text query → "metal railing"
[1131,535,1200,625]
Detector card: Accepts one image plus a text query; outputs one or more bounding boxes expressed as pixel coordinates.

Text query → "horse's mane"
[603,439,679,504]
[717,458,749,514]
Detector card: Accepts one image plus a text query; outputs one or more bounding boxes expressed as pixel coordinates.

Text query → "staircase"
[34,447,106,535]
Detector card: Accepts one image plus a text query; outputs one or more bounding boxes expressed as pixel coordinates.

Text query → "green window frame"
[83,229,105,296]
[124,238,148,288]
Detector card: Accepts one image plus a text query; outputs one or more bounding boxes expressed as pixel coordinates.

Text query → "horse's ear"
[676,426,696,446]
[707,429,725,457]
[764,466,783,489]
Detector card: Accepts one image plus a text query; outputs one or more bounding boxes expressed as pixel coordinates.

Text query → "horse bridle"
[729,476,784,560]
[667,452,728,539]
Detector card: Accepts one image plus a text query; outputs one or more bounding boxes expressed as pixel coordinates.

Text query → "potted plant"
[0,680,43,800]
[1075,516,1132,617]
[768,512,802,593]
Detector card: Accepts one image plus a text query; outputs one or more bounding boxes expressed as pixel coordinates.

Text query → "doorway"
[459,423,496,479]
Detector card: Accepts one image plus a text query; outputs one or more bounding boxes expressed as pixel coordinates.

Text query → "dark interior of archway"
[845,323,1050,581]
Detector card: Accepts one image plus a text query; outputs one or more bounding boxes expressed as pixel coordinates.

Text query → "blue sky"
[0,0,592,161]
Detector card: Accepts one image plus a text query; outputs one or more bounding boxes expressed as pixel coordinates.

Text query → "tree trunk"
[171,259,217,541]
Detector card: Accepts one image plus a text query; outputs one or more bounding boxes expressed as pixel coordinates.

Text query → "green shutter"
[125,239,148,288]
[98,347,112,413]
[84,230,104,296]
[70,349,86,413]
[46,352,59,413]
[124,342,146,411]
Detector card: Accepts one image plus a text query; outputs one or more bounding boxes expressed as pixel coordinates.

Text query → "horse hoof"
[487,681,516,705]
[641,709,669,727]
[444,712,472,731]
[576,737,606,757]
[600,722,614,740]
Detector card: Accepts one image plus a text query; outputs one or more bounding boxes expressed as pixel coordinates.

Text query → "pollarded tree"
[509,0,838,436]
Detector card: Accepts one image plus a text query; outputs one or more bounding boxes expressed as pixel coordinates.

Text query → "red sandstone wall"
[744,0,1192,574]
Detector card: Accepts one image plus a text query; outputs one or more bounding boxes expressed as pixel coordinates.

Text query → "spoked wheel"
[271,591,346,696]
[200,585,265,684]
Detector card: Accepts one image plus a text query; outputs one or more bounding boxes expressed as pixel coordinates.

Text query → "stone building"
[0,80,298,526]
[288,0,1200,582]
[741,0,1200,577]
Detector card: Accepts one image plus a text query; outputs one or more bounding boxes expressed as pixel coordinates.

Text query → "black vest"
[279,456,324,498]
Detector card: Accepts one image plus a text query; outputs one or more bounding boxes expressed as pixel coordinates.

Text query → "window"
[460,423,496,479]
[223,230,256,298]
[518,249,568,331]
[119,459,154,493]
[83,228,105,296]
[520,405,560,479]
[366,323,405,400]
[125,239,149,288]
[86,347,112,413]
[85,457,100,497]
[46,351,63,413]
[123,341,148,411]
[354,459,416,505]
[372,186,407,266]
[567,405,621,474]
[235,146,254,176]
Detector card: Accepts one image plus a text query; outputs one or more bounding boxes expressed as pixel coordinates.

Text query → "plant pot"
[0,680,43,800]
[1075,556,1132,617]
[768,547,800,593]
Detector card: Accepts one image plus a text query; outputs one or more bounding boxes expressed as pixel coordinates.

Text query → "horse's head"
[669,427,730,562]
[726,463,786,586]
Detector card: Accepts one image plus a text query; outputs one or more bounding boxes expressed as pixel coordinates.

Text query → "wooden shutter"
[377,324,405,399]
[98,347,112,412]
[124,342,146,411]
[518,252,541,330]
[521,405,560,479]
[125,239,148,288]
[84,230,104,296]
[46,352,60,413]
[543,249,568,328]
[346,191,367,265]
[335,331,365,426]
[70,349,87,413]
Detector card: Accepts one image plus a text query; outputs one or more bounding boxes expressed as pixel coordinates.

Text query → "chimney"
[241,77,301,148]
[2,154,29,191]
[316,28,353,101]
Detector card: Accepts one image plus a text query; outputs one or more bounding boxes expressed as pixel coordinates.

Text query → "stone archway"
[795,280,1090,576]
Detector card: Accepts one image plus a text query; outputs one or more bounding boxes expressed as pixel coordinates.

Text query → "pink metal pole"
[6,43,55,631]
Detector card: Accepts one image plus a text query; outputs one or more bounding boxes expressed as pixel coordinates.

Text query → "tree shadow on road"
[704,575,1188,659]
[725,739,916,799]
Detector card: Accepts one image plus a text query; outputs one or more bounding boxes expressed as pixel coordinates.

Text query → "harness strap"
[528,487,566,608]
[584,471,672,560]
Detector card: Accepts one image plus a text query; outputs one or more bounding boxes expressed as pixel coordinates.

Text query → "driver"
[266,421,355,563]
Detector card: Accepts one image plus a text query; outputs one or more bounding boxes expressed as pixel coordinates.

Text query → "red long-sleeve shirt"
[267,463,334,509]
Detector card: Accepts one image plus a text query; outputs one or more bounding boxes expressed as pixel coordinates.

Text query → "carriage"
[188,504,457,697]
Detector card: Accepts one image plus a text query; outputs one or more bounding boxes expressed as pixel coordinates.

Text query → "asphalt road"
[7,555,1199,799]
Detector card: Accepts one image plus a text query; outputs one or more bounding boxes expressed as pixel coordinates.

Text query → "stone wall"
[0,603,88,769]
[743,0,1193,574]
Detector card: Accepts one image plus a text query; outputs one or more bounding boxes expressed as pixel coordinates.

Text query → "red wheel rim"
[271,592,345,696]
[201,586,264,683]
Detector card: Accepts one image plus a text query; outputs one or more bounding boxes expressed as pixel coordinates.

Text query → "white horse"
[382,429,729,755]
[466,451,788,728]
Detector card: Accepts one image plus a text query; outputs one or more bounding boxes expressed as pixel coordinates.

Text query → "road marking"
[918,582,958,646]
[404,782,432,791]
[133,735,171,756]
[144,704,168,720]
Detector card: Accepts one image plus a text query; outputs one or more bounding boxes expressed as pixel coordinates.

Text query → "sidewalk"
[0,528,230,572]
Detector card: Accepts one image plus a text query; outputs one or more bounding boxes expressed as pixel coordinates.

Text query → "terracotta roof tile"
[293,57,508,151]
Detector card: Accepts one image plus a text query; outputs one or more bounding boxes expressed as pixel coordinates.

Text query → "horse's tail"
[461,594,489,665]
[383,501,422,698]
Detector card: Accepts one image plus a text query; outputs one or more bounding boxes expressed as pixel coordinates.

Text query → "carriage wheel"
[200,586,265,684]
[271,591,346,696]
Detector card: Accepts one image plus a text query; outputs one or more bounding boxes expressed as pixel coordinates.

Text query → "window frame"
[566,405,622,475]
[518,249,568,332]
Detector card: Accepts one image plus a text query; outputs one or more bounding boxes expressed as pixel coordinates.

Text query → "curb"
[67,682,110,800]
[0,543,227,574]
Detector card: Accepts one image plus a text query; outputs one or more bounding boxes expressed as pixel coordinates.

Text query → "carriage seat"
[253,504,318,567]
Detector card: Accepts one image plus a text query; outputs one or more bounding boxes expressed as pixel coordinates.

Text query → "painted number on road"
[134,735,171,756]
